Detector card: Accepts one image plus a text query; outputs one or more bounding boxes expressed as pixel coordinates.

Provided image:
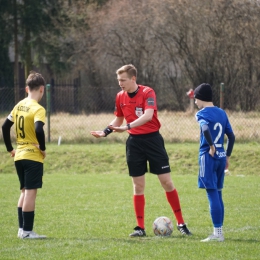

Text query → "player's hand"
[40,150,46,159]
[108,125,127,133]
[33,144,46,159]
[225,156,230,170]
[90,131,106,138]
[9,149,15,157]
[209,145,215,157]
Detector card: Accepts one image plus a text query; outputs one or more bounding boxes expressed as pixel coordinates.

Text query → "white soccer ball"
[153,216,173,236]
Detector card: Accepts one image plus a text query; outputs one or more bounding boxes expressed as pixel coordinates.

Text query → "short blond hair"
[116,64,137,79]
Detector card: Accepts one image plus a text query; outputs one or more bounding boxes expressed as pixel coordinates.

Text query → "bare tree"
[155,0,260,110]
[64,0,260,112]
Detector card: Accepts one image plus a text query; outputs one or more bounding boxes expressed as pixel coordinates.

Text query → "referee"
[91,64,191,237]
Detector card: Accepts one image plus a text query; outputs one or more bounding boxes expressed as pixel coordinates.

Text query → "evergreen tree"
[0,0,13,87]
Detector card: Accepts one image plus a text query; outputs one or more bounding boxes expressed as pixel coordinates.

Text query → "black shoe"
[177,224,192,235]
[129,226,146,237]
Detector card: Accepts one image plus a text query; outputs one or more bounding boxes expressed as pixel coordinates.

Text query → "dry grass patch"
[1,111,260,143]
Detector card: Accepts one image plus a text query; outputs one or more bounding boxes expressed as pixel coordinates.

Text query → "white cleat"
[201,234,224,242]
[17,228,23,238]
[21,231,47,239]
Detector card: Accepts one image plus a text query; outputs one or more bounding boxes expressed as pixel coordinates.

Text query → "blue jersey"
[195,106,233,159]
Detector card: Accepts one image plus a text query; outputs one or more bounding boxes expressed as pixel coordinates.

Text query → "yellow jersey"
[8,98,46,163]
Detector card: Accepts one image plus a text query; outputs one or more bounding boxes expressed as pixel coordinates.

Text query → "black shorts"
[15,160,43,190]
[126,131,171,177]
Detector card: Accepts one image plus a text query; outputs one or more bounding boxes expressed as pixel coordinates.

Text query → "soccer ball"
[153,216,173,236]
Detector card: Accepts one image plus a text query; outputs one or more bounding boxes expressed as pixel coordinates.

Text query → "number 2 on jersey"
[213,122,222,147]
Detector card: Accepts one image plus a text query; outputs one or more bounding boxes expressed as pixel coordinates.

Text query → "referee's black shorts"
[15,159,44,190]
[126,131,171,177]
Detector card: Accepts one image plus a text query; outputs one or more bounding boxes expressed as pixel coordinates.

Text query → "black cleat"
[177,223,192,235]
[129,226,146,237]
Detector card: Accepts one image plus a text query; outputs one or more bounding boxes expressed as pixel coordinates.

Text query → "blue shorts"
[198,153,226,189]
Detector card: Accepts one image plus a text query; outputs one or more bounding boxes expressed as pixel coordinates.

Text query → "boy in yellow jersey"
[2,71,47,239]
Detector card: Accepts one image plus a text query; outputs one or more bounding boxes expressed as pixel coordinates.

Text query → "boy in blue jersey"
[194,83,235,242]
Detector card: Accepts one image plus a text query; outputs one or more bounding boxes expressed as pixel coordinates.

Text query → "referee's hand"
[90,131,106,138]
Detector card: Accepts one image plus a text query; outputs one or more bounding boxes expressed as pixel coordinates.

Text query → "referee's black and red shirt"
[114,85,161,135]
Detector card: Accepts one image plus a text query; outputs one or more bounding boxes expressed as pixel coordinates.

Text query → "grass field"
[0,143,259,260]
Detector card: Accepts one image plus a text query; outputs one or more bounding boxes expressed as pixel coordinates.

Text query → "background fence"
[1,80,260,144]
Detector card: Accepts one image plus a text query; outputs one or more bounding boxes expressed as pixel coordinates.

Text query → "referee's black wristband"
[103,126,113,137]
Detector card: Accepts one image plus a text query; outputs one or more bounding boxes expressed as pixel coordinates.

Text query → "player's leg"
[17,189,25,238]
[200,157,225,242]
[145,133,191,235]
[129,176,146,237]
[206,189,223,232]
[218,189,224,225]
[132,175,146,195]
[20,160,46,239]
[132,175,146,227]
[216,158,226,226]
[157,173,191,235]
[22,189,37,232]
[126,136,147,237]
[201,188,224,242]
[15,161,25,238]
[158,173,183,223]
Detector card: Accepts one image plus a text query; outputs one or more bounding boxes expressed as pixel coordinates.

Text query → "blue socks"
[206,189,224,228]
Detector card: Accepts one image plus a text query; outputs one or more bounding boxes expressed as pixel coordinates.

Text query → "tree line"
[1,0,260,111]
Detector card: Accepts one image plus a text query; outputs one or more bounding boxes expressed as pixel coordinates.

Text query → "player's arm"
[109,109,154,133]
[226,131,235,157]
[127,108,153,129]
[201,124,215,156]
[35,121,46,151]
[35,121,46,158]
[2,118,15,156]
[225,131,235,169]
[90,116,124,138]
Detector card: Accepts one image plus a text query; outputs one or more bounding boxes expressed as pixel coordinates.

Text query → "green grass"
[0,143,260,260]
